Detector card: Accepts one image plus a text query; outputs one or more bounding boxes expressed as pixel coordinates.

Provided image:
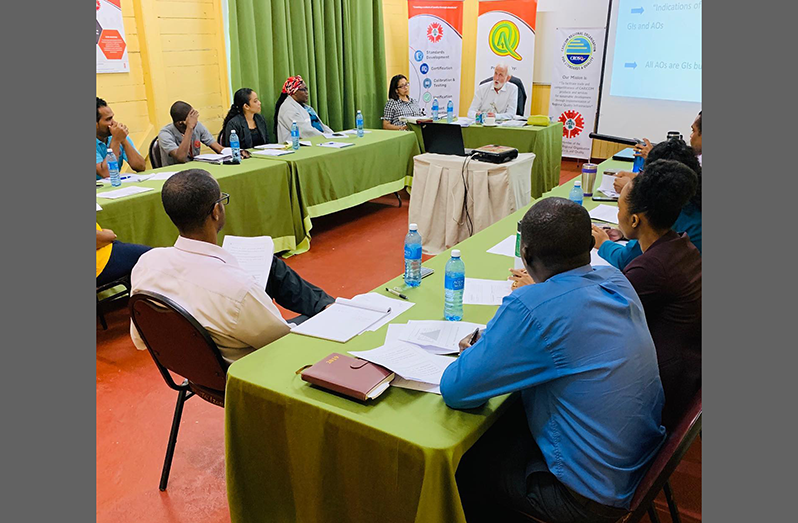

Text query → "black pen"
[385,287,408,300]
[468,328,480,345]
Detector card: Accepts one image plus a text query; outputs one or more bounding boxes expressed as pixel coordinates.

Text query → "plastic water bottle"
[444,249,465,321]
[632,154,645,173]
[432,99,439,121]
[569,180,584,206]
[404,223,423,287]
[291,121,300,150]
[356,110,364,138]
[230,129,241,163]
[107,149,121,187]
[446,100,454,123]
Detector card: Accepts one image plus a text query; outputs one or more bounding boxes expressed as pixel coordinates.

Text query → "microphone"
[588,133,640,146]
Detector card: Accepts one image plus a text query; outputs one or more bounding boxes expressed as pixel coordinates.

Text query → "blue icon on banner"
[420,63,429,75]
[415,50,424,62]
[423,78,432,89]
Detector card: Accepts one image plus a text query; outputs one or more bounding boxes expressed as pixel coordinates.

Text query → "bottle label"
[514,231,521,257]
[444,274,464,290]
[404,243,422,260]
[108,160,119,172]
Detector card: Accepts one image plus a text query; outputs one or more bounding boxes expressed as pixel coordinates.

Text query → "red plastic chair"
[129,291,228,490]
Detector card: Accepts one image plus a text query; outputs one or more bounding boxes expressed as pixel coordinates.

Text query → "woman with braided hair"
[218,87,270,151]
[275,75,332,143]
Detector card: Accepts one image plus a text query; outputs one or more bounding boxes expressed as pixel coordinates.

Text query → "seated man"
[158,101,224,166]
[129,169,335,364]
[96,97,146,179]
[97,224,150,287]
[441,197,666,523]
[467,63,519,120]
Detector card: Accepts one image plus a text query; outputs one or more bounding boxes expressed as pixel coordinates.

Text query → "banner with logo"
[474,1,538,116]
[549,27,605,159]
[96,0,129,73]
[408,1,464,115]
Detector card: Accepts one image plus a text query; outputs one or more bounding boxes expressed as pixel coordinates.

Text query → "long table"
[223,158,623,523]
[407,121,563,198]
[96,130,420,254]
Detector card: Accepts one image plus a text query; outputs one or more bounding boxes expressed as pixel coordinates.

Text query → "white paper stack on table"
[222,235,274,288]
[318,141,354,149]
[251,149,294,157]
[148,171,180,181]
[97,186,154,199]
[595,174,620,198]
[195,147,233,164]
[589,204,619,225]
[98,173,155,184]
[342,129,371,135]
[322,132,349,139]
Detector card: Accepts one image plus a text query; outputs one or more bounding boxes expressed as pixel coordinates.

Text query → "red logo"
[427,23,443,43]
[558,110,585,139]
[96,0,100,10]
[194,140,201,149]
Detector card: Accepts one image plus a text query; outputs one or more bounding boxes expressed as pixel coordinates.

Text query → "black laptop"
[420,122,471,156]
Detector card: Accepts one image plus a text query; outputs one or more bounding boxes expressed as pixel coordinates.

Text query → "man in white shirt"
[129,169,335,364]
[467,63,519,120]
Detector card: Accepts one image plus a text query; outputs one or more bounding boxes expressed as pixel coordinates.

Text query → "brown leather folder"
[300,353,394,401]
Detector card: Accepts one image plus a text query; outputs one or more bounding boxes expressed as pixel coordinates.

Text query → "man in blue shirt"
[96,97,146,179]
[441,197,666,523]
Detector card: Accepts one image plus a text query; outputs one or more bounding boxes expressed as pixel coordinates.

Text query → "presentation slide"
[596,0,702,142]
[610,0,701,102]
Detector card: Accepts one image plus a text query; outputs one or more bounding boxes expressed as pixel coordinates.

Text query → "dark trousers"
[97,241,151,287]
[456,401,627,523]
[266,256,335,324]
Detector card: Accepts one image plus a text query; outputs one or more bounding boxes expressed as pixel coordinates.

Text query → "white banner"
[408,1,464,116]
[549,27,605,159]
[474,1,538,116]
[96,0,129,74]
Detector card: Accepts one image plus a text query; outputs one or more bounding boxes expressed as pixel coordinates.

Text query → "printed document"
[291,297,391,343]
[463,278,513,306]
[349,341,456,385]
[399,320,486,354]
[221,235,274,288]
[346,293,415,332]
[596,175,620,198]
[319,141,354,149]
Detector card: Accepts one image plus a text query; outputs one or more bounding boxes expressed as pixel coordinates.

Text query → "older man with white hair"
[467,63,519,121]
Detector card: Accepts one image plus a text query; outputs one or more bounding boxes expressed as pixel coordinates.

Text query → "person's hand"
[591,224,611,249]
[240,149,251,159]
[96,228,117,249]
[110,121,128,141]
[509,268,535,290]
[634,138,652,159]
[606,228,625,242]
[613,175,631,193]
[186,109,199,130]
[458,329,482,353]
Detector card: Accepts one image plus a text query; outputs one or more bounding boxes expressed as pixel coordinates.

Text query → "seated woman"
[597,138,702,269]
[97,224,150,287]
[275,75,332,143]
[592,159,701,429]
[218,87,269,151]
[382,74,424,130]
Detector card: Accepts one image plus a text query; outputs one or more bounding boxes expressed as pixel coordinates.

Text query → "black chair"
[128,291,228,491]
[479,76,527,116]
[516,390,702,523]
[149,137,163,169]
[97,276,131,330]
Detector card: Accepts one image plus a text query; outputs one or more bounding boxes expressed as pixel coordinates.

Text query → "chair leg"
[159,388,189,491]
[662,480,682,523]
[97,295,107,330]
[647,505,662,523]
[394,191,403,208]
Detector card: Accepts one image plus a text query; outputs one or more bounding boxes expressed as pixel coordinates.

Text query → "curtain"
[227,0,388,136]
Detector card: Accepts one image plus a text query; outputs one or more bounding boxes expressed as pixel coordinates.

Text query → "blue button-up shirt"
[440,265,666,509]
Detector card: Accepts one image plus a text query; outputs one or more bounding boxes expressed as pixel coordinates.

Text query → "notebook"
[300,353,394,401]
[290,297,392,343]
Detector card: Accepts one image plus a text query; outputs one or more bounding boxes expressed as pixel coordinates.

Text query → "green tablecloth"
[223,158,621,523]
[407,122,563,198]
[96,161,304,253]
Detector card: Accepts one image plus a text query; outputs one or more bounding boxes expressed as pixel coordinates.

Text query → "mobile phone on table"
[421,267,434,279]
[591,193,619,202]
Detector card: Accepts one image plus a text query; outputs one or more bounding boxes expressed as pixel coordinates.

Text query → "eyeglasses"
[209,192,230,214]
[297,87,308,92]
[397,83,409,89]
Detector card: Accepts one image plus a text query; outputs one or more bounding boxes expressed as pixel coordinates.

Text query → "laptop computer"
[420,122,472,156]
[612,147,636,162]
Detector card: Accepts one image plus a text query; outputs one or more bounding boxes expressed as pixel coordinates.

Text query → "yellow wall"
[381,0,621,159]
[96,0,230,170]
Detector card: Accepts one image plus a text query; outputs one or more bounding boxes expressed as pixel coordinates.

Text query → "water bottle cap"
[409,223,418,231]
[574,180,582,187]
[451,249,461,258]
[292,120,297,123]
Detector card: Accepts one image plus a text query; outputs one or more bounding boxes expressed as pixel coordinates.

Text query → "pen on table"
[385,287,408,300]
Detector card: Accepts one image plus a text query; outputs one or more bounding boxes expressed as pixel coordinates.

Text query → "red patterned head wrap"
[282,75,305,95]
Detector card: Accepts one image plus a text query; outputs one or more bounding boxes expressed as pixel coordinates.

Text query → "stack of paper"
[319,141,354,149]
[499,120,527,128]
[348,293,415,331]
[453,117,474,127]
[221,235,274,288]
[589,204,619,224]
[596,174,620,198]
[254,144,290,150]
[349,342,456,393]
[398,320,486,355]
[194,152,232,164]
[322,132,349,139]
[97,186,154,199]
[148,171,179,181]
[252,149,294,157]
[98,173,155,184]
[342,129,372,135]
[291,297,393,343]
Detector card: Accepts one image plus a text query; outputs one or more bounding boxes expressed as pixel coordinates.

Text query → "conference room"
[89,1,712,522]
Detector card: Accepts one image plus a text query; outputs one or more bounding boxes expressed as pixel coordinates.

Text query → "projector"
[471,144,519,164]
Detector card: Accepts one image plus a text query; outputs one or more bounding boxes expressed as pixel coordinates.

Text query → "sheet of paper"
[454,117,474,127]
[345,293,415,332]
[96,202,102,211]
[591,241,628,268]
[98,173,154,184]
[255,144,289,150]
[291,304,388,343]
[252,149,294,157]
[349,341,456,385]
[487,235,517,258]
[589,204,619,224]
[399,320,486,355]
[342,129,372,135]
[499,120,527,127]
[322,132,348,139]
[96,186,154,199]
[463,278,513,306]
[384,323,409,344]
[148,171,179,181]
[596,175,620,198]
[318,141,354,149]
[391,376,441,395]
[194,152,232,163]
[221,235,274,288]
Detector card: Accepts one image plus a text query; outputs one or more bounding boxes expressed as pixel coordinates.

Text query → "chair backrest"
[478,76,527,116]
[626,390,702,522]
[149,137,163,169]
[129,291,228,393]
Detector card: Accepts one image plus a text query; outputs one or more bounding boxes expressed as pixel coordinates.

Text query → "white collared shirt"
[129,236,290,364]
[467,81,519,119]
